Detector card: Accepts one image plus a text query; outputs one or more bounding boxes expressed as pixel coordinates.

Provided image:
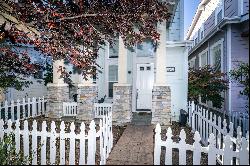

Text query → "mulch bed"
[4,116,127,165]
[159,122,209,165]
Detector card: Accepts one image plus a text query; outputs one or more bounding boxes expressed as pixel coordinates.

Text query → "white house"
[46,0,191,125]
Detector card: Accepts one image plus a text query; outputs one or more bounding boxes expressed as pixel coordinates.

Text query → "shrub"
[188,65,229,108]
[0,134,31,165]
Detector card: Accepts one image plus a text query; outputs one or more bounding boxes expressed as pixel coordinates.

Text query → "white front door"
[136,63,154,110]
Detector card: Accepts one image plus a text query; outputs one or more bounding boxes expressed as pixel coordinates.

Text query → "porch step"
[132,112,152,126]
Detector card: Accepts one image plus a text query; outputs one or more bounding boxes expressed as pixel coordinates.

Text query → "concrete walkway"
[107,125,154,165]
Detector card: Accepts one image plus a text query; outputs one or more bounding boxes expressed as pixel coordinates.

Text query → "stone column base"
[152,85,171,125]
[113,84,132,125]
[46,83,69,119]
[76,84,98,121]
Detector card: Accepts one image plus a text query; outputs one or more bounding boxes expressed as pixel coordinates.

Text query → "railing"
[154,124,249,165]
[94,103,112,118]
[0,113,113,165]
[62,102,78,116]
[0,97,46,122]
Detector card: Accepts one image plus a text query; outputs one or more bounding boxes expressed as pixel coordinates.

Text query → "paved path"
[107,125,154,165]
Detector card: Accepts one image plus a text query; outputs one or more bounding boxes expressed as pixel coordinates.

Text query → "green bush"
[0,134,31,165]
[188,65,229,108]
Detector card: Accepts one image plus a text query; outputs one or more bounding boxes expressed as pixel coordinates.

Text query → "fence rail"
[154,124,249,165]
[94,103,112,119]
[0,111,113,165]
[0,97,46,122]
[187,101,249,164]
[62,102,78,116]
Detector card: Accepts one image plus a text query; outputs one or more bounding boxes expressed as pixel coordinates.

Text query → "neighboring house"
[4,45,47,102]
[46,0,190,125]
[186,0,249,114]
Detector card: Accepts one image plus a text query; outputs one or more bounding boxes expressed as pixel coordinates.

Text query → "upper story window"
[210,41,223,72]
[189,57,196,69]
[109,40,119,58]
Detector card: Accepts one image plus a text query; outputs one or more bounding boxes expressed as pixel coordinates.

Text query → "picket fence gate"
[154,124,249,165]
[0,112,113,165]
[62,102,78,116]
[0,97,46,122]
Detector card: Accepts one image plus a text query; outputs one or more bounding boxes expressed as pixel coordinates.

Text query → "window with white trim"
[108,65,118,97]
[109,40,119,58]
[199,51,208,67]
[210,42,223,72]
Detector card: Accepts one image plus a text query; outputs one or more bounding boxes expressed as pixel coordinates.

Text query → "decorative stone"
[152,85,171,125]
[113,84,132,125]
[46,83,69,118]
[76,84,98,122]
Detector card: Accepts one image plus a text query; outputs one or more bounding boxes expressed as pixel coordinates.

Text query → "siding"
[243,0,249,15]
[230,23,249,112]
[224,0,238,17]
[204,11,216,37]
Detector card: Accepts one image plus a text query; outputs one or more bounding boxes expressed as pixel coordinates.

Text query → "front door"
[136,63,154,111]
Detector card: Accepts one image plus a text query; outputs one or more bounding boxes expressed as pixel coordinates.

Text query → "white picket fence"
[230,111,249,135]
[94,103,112,119]
[188,101,249,140]
[62,102,78,116]
[0,111,113,165]
[154,124,249,165]
[0,97,46,122]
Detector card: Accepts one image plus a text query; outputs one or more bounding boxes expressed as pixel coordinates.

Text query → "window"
[189,57,196,69]
[210,42,223,72]
[108,65,118,97]
[109,40,119,58]
[199,51,208,67]
[136,39,155,57]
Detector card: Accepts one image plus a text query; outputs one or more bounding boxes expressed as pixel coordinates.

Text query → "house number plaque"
[166,67,175,72]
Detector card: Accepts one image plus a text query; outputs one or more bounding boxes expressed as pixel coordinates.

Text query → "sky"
[184,0,201,39]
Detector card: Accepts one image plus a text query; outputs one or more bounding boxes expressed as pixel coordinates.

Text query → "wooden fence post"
[179,129,186,165]
[50,121,56,165]
[69,122,76,165]
[223,135,233,165]
[154,123,161,165]
[239,137,249,165]
[193,131,201,165]
[208,133,216,165]
[79,122,86,165]
[87,120,96,165]
[14,119,20,154]
[59,121,65,165]
[32,120,38,165]
[165,127,173,165]
[41,121,47,165]
[23,120,29,161]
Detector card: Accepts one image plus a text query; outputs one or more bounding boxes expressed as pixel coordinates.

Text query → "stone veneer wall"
[0,88,5,102]
[113,84,132,125]
[46,83,69,118]
[77,84,98,121]
[152,86,171,125]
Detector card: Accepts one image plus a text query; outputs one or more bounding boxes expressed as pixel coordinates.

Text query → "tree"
[1,0,172,79]
[188,66,229,109]
[230,62,249,98]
